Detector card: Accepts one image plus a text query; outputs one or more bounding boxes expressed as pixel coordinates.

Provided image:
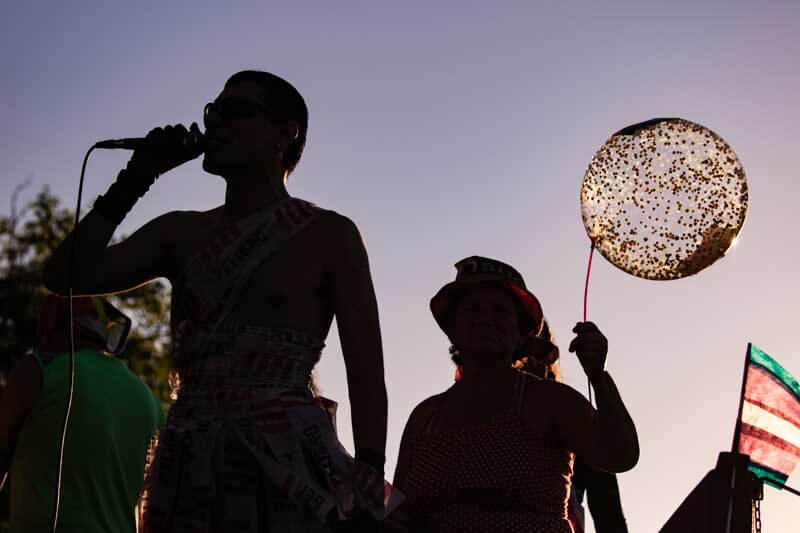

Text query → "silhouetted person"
[43,70,392,532]
[389,256,639,532]
[518,322,629,533]
[0,295,164,532]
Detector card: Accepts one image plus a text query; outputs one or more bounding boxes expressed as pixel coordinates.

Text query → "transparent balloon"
[580,118,748,280]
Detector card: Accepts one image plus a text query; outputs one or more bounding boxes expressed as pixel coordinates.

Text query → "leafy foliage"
[0,183,173,402]
[0,184,174,530]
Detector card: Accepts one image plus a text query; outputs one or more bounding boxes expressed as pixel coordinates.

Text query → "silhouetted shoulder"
[532,376,589,405]
[154,207,225,279]
[407,392,445,432]
[522,374,593,425]
[312,210,372,266]
[394,392,447,489]
[315,210,363,240]
[164,207,224,227]
[413,393,446,416]
[142,209,213,242]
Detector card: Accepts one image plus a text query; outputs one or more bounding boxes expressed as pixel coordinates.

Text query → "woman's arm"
[329,214,387,469]
[541,375,638,472]
[581,461,629,533]
[535,322,639,472]
[587,370,639,471]
[43,125,200,295]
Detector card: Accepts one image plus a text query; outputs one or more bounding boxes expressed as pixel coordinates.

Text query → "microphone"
[93,138,148,150]
[94,124,206,152]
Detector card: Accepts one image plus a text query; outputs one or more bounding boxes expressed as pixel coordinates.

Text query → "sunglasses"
[203,98,278,123]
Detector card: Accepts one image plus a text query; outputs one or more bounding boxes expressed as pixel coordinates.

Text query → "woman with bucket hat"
[388,256,639,532]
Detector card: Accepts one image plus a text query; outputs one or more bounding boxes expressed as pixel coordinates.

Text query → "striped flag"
[734,343,800,489]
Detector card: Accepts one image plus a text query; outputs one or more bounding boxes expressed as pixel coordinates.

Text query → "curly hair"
[515,319,561,381]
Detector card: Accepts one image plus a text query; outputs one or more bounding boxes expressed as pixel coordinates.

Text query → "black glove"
[94,123,203,225]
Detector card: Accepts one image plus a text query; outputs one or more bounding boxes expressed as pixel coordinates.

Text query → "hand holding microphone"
[93,123,205,225]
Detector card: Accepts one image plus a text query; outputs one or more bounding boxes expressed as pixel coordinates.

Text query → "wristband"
[93,163,158,225]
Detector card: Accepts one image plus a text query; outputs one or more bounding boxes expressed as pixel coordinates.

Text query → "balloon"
[580,118,748,280]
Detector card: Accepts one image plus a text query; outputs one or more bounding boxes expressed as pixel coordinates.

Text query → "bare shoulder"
[405,392,445,431]
[157,207,223,235]
[129,209,209,243]
[141,207,223,277]
[526,376,584,404]
[413,392,446,416]
[310,210,370,268]
[313,210,363,242]
[522,375,589,422]
[394,391,446,488]
[397,393,443,459]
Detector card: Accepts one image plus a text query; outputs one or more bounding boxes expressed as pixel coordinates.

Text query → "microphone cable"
[50,126,202,531]
[50,142,101,533]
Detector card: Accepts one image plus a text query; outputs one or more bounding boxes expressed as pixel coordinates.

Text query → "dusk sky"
[3,1,799,530]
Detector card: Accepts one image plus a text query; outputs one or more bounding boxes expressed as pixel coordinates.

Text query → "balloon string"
[583,241,595,322]
[583,241,595,406]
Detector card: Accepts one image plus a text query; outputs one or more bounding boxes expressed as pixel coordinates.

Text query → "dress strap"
[512,371,527,415]
[421,393,446,433]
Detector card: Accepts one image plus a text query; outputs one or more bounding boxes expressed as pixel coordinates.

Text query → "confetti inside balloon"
[580,118,749,280]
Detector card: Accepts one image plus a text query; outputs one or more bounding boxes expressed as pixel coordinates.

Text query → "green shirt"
[9,350,165,533]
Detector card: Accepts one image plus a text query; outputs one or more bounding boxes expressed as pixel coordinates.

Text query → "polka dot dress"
[403,374,575,532]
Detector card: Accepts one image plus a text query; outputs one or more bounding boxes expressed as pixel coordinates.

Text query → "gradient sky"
[3,1,799,530]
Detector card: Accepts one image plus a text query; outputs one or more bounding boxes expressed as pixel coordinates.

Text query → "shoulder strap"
[421,394,447,433]
[512,371,528,415]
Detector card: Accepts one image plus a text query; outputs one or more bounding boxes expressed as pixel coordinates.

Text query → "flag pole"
[731,343,752,453]
[725,343,753,533]
[781,483,800,497]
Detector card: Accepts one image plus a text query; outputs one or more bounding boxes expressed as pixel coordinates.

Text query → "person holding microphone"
[43,70,394,532]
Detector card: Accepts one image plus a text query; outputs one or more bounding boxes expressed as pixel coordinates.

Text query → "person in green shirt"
[0,295,165,532]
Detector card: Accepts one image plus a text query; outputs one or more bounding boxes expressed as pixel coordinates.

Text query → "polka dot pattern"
[403,410,574,532]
